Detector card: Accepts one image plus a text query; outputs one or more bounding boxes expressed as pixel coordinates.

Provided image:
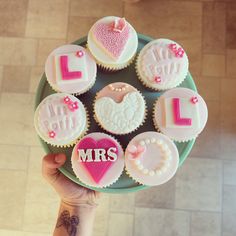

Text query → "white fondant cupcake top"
[71,132,124,188]
[87,16,138,67]
[153,88,208,142]
[45,45,97,94]
[34,93,87,146]
[125,132,179,186]
[94,82,146,135]
[137,39,189,90]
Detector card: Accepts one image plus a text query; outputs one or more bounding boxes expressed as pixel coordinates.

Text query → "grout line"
[66,0,71,43]
[122,0,125,17]
[24,0,31,38]
[189,211,192,236]
[221,160,224,236]
[201,0,204,67]
[134,206,222,214]
[132,207,136,236]
[19,145,31,231]
[0,143,41,148]
[225,2,228,78]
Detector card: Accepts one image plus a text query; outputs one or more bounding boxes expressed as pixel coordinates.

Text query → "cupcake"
[87,16,138,71]
[34,93,88,147]
[45,44,97,95]
[125,132,179,186]
[71,132,124,188]
[136,39,189,90]
[94,82,146,135]
[153,88,208,142]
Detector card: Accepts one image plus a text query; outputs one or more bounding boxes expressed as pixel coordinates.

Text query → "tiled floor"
[0,0,235,235]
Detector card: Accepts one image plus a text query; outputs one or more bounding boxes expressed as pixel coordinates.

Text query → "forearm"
[54,201,96,236]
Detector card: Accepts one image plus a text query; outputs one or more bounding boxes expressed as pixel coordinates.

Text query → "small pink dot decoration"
[168,43,185,58]
[76,50,84,57]
[191,96,198,104]
[154,76,161,83]
[49,131,56,138]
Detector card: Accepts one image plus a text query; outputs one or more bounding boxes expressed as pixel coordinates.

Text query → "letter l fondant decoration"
[60,55,82,80]
[172,98,192,126]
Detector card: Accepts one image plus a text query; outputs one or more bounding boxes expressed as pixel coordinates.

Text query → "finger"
[42,153,66,181]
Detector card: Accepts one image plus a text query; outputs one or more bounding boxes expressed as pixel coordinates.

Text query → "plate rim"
[35,33,196,194]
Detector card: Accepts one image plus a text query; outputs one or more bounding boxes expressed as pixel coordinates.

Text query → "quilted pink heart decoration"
[77,137,119,184]
[92,19,130,60]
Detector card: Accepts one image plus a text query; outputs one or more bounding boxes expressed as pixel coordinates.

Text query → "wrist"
[54,201,96,236]
[60,200,97,213]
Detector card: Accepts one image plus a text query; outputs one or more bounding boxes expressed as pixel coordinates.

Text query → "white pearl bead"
[145,139,150,144]
[122,87,126,91]
[135,160,141,165]
[162,144,168,150]
[143,169,148,174]
[149,170,155,176]
[138,164,144,170]
[166,150,171,155]
[156,170,162,175]
[139,141,145,146]
[162,166,167,173]
[157,139,163,145]
[151,138,156,143]
[165,155,170,160]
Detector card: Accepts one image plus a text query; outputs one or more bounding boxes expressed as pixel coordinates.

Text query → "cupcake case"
[35,34,196,193]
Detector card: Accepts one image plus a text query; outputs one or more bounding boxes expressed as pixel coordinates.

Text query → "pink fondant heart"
[77,137,118,184]
[93,22,130,60]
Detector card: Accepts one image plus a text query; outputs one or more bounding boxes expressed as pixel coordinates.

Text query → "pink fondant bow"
[168,43,185,58]
[127,144,146,160]
[63,96,79,112]
[112,18,127,32]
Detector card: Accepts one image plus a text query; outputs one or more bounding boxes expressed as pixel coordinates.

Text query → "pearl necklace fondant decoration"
[128,138,172,176]
[108,84,129,92]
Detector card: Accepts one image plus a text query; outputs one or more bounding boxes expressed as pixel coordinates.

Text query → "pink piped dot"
[72,102,78,109]
[76,50,84,57]
[168,43,177,50]
[191,96,198,104]
[68,101,79,112]
[63,96,71,104]
[175,48,184,58]
[154,76,161,83]
[49,131,56,138]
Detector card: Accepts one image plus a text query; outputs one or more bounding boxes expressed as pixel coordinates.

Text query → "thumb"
[42,153,67,183]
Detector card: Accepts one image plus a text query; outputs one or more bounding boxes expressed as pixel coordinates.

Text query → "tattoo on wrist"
[56,210,79,236]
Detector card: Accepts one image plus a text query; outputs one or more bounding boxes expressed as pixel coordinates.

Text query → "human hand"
[42,153,100,207]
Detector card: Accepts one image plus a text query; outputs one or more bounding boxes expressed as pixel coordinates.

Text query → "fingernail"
[55,154,62,163]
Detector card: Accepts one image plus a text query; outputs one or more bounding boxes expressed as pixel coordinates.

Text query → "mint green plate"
[35,34,196,193]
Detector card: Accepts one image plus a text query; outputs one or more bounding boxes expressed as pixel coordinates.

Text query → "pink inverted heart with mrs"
[77,137,119,183]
